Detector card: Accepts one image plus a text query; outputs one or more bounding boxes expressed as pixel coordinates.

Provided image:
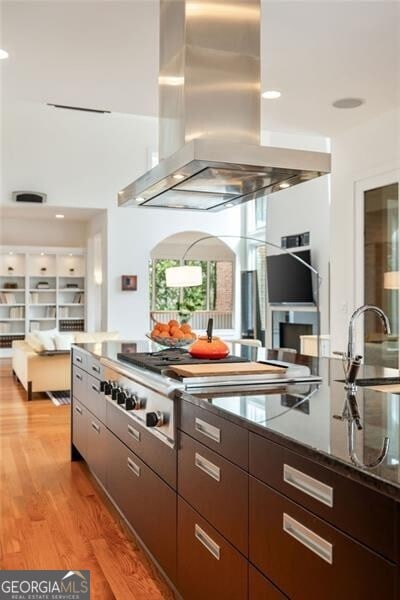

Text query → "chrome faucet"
[347,304,391,360]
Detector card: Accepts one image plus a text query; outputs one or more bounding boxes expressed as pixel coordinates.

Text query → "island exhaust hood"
[118,0,331,212]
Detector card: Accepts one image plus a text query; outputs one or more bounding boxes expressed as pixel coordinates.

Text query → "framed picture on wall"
[121,275,137,291]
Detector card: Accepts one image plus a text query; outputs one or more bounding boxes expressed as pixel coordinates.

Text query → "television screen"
[266,249,314,304]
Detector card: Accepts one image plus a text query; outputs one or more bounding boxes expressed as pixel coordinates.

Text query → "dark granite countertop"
[73,341,400,500]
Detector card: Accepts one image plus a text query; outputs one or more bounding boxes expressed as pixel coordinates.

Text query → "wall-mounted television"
[267,249,315,305]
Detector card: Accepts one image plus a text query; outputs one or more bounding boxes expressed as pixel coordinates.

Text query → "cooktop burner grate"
[117,348,248,376]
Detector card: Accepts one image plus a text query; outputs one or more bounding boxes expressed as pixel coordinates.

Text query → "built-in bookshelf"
[0,247,86,353]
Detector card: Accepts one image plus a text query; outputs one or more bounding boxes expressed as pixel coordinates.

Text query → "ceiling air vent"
[12,191,47,204]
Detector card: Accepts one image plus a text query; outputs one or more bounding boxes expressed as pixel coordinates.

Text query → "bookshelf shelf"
[0,247,86,348]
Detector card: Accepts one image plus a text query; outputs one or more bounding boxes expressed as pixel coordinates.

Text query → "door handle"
[75,355,83,363]
[92,364,100,373]
[127,456,140,477]
[91,384,100,393]
[283,513,333,564]
[194,418,221,444]
[91,422,100,433]
[75,373,83,381]
[195,452,220,482]
[195,524,220,560]
[283,464,333,507]
[128,424,140,441]
[74,405,82,415]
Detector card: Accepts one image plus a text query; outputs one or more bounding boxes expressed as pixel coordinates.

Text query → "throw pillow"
[54,333,74,351]
[34,331,56,351]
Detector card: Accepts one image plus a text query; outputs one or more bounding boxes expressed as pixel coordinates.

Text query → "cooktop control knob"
[117,390,127,405]
[111,386,121,401]
[103,381,113,395]
[146,411,164,428]
[125,394,140,411]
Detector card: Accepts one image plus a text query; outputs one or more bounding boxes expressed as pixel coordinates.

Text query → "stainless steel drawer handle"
[195,524,220,560]
[75,373,83,381]
[284,464,333,508]
[91,422,100,433]
[127,456,140,477]
[91,384,100,393]
[195,452,220,482]
[194,418,221,444]
[128,424,141,442]
[283,513,333,564]
[92,364,100,373]
[74,405,82,415]
[75,356,82,363]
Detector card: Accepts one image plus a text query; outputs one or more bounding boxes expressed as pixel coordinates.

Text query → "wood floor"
[0,360,175,600]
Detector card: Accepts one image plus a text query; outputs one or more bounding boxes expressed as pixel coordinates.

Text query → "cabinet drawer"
[178,431,248,555]
[86,374,106,423]
[249,566,287,600]
[87,356,103,379]
[249,477,397,600]
[106,399,176,489]
[86,416,107,485]
[249,433,397,561]
[177,498,248,600]
[179,400,248,469]
[107,431,176,581]
[72,366,87,405]
[72,348,87,370]
[72,399,88,459]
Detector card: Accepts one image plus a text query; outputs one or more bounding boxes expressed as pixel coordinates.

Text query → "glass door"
[364,182,399,368]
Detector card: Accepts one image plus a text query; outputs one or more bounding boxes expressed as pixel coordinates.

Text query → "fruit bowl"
[146,333,192,348]
[147,318,197,348]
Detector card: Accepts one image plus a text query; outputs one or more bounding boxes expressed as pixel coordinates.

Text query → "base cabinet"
[86,416,107,485]
[249,566,287,600]
[249,477,398,600]
[107,430,177,582]
[72,399,88,459]
[177,498,248,600]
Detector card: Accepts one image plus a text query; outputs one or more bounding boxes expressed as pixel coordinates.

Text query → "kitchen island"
[71,341,400,600]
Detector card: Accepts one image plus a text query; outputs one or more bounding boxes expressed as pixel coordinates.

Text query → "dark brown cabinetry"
[179,400,248,469]
[177,497,248,600]
[249,566,287,600]
[107,400,176,488]
[249,476,398,600]
[72,399,88,459]
[178,430,248,555]
[86,415,107,485]
[107,429,177,581]
[249,432,397,561]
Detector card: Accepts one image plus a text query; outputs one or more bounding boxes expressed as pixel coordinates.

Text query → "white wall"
[265,175,331,336]
[0,216,87,247]
[330,107,400,352]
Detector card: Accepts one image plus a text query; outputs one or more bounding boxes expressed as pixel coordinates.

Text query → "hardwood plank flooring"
[0,360,175,599]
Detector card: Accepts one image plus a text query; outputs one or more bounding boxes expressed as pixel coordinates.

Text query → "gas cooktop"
[117,348,248,376]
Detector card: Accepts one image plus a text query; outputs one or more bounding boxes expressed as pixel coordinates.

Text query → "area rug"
[46,390,71,406]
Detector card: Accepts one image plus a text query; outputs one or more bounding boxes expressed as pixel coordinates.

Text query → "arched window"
[149,232,235,331]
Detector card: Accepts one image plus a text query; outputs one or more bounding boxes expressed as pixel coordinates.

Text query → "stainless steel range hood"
[118,0,330,212]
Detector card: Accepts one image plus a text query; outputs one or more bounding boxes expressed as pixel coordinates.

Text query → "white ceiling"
[0,205,104,222]
[1,0,399,137]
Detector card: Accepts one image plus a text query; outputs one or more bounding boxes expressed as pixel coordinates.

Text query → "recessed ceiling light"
[261,90,281,100]
[158,76,184,87]
[55,214,65,219]
[173,173,185,180]
[136,197,145,204]
[40,252,45,256]
[9,251,13,255]
[69,253,73,257]
[279,182,291,189]
[332,97,364,109]
[0,49,9,60]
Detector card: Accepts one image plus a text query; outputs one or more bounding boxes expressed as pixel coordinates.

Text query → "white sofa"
[12,331,119,401]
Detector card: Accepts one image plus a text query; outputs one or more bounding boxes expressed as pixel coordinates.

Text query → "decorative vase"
[178,309,192,324]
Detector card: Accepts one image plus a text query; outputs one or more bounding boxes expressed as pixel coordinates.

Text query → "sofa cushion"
[25,333,44,353]
[34,330,57,351]
[54,333,75,351]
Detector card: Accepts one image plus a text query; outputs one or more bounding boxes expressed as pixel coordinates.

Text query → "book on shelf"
[73,292,84,304]
[59,319,84,332]
[0,322,12,333]
[0,335,24,348]
[30,321,40,332]
[9,306,24,319]
[0,292,17,304]
[45,306,56,318]
[30,292,39,304]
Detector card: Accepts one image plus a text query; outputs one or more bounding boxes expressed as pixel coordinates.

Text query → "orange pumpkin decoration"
[188,336,229,360]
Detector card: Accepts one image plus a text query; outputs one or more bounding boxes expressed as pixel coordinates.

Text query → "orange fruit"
[152,328,161,337]
[158,323,169,332]
[170,325,179,334]
[159,330,169,337]
[168,319,179,328]
[172,329,184,339]
[183,333,193,340]
[181,323,192,333]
